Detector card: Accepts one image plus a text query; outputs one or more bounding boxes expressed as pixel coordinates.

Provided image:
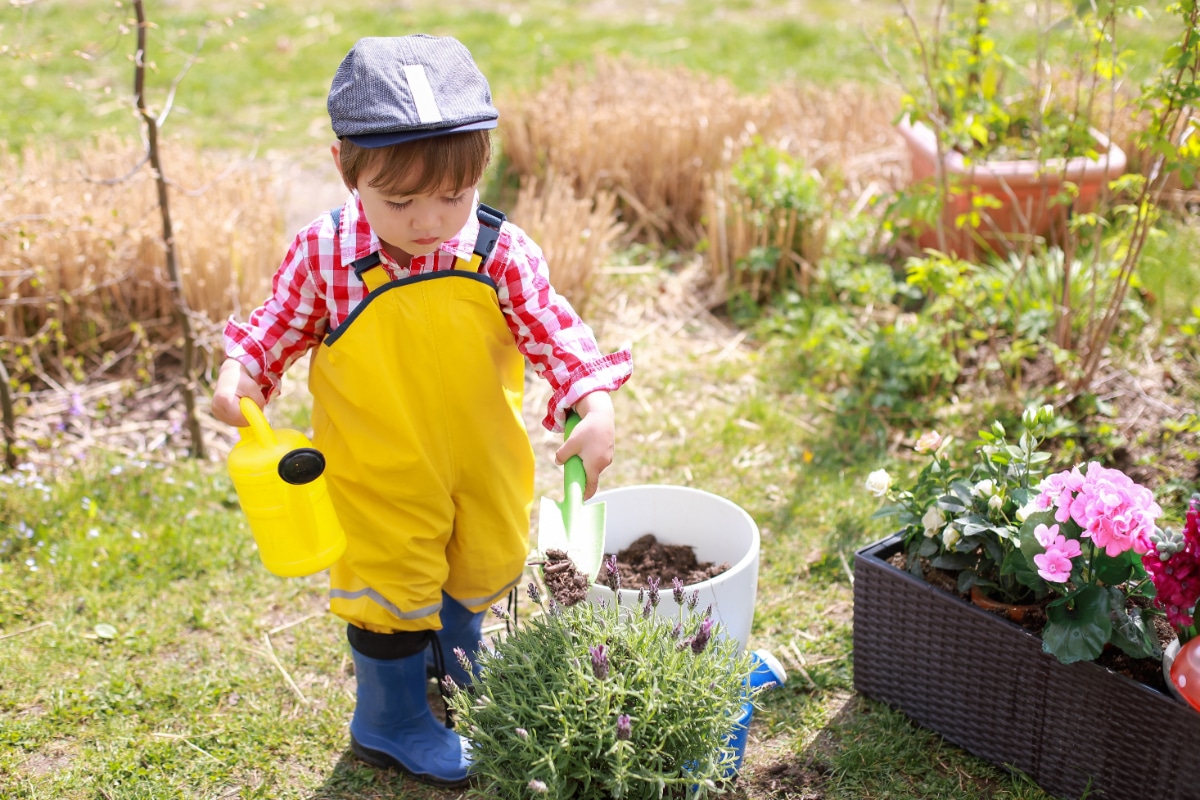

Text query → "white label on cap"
[403,65,443,124]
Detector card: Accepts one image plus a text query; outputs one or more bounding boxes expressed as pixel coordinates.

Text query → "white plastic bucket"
[586,485,761,652]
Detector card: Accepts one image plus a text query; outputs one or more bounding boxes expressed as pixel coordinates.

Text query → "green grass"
[0,263,1063,798]
[9,0,1177,153]
[3,1,1193,796]
[5,0,891,153]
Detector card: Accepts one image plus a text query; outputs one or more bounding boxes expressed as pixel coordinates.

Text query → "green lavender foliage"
[449,597,752,799]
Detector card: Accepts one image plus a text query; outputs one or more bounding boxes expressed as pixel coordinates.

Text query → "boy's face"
[333,143,476,260]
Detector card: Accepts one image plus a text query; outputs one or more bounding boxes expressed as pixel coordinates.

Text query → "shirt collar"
[342,192,482,268]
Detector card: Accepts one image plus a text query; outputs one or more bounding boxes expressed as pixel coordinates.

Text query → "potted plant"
[856,407,1200,799]
[445,578,760,799]
[1144,492,1200,698]
[879,0,1129,258]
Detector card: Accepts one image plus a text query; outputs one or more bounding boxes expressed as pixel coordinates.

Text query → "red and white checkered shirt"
[224,192,632,431]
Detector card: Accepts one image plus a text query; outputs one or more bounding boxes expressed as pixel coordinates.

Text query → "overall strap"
[332,204,507,293]
[463,203,506,271]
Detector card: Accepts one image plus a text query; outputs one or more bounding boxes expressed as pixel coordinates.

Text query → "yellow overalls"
[309,206,533,633]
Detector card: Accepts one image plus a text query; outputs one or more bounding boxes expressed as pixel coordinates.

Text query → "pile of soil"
[540,534,731,606]
[540,548,591,607]
[609,533,729,592]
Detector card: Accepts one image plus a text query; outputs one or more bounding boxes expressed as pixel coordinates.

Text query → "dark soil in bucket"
[610,533,729,592]
[541,534,731,607]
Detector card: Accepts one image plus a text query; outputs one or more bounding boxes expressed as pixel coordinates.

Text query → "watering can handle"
[239,396,276,448]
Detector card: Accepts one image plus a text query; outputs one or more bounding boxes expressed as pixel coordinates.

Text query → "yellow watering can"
[227,397,346,577]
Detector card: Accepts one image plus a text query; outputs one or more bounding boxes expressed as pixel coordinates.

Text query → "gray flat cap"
[328,35,498,148]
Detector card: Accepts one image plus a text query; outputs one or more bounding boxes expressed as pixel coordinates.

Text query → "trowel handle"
[239,396,276,448]
[562,411,586,525]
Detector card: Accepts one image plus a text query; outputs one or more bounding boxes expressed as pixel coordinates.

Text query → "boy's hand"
[211,358,267,427]
[555,391,616,500]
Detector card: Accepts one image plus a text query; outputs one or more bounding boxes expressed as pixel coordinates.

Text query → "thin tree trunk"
[132,0,205,459]
[0,357,17,469]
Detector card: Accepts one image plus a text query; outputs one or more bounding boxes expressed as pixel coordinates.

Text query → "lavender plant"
[447,579,753,799]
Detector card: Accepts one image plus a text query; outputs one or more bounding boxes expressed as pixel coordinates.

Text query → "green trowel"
[537,411,607,583]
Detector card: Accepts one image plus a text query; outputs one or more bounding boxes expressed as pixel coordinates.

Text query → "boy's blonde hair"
[338,130,491,195]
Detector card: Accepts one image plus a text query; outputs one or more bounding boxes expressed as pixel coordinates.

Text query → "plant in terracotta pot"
[876,0,1130,258]
[445,576,756,799]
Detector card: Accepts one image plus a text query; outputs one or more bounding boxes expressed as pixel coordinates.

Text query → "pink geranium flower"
[1032,523,1082,583]
[1034,466,1085,524]
[1034,548,1075,583]
[1067,463,1162,556]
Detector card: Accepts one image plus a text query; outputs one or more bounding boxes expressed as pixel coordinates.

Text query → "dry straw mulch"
[502,57,907,305]
[7,68,911,468]
[0,136,280,372]
[510,171,624,318]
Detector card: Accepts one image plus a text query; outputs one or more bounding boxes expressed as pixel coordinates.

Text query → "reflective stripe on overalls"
[309,205,534,634]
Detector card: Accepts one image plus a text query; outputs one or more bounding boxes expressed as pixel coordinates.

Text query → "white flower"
[865,469,892,498]
[922,506,946,538]
[988,494,1004,511]
[1016,500,1039,522]
[942,525,961,549]
[971,479,996,498]
[914,430,943,454]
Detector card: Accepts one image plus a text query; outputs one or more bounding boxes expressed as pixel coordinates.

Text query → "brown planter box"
[853,534,1200,800]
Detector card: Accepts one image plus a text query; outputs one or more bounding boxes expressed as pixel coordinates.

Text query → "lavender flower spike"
[616,713,632,741]
[647,576,661,608]
[453,646,472,675]
[604,554,621,592]
[490,603,510,621]
[526,581,541,604]
[691,617,715,655]
[590,644,610,680]
[672,576,685,605]
[441,675,458,697]
[687,590,700,611]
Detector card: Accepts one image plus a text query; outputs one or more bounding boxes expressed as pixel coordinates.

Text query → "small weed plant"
[448,581,753,799]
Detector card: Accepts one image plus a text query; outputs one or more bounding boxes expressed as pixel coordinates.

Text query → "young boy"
[211,35,632,787]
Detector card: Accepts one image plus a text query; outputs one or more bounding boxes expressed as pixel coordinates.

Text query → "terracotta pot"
[968,584,1040,623]
[896,118,1127,259]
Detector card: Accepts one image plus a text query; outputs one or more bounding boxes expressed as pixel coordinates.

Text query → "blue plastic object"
[425,592,485,688]
[349,646,472,786]
[725,649,787,776]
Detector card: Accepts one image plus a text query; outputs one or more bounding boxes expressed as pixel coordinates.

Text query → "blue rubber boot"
[425,592,486,689]
[349,638,471,787]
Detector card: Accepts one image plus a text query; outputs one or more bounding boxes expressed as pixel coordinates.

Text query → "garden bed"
[853,533,1200,800]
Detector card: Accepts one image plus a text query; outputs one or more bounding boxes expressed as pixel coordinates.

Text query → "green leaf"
[94,623,117,641]
[1092,550,1136,586]
[1000,546,1045,593]
[1041,586,1111,663]
[1110,601,1161,660]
